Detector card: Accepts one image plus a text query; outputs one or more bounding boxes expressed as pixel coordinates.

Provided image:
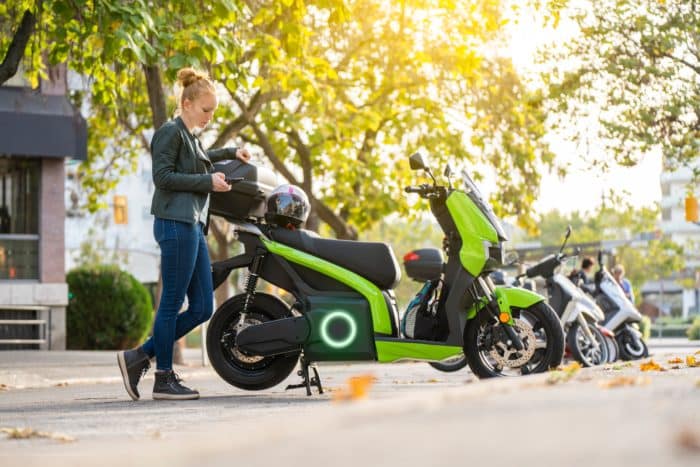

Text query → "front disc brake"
[487,319,537,368]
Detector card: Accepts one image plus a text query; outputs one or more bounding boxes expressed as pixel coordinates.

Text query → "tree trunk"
[0,10,37,85]
[143,64,168,129]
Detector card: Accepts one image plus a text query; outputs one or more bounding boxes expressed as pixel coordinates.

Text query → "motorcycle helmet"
[265,184,310,229]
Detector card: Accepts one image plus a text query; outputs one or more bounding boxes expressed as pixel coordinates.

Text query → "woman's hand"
[235,147,251,163]
[211,172,232,192]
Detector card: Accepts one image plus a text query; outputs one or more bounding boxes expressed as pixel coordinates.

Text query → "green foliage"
[66,265,153,350]
[2,0,556,238]
[540,0,700,173]
[687,317,700,341]
[638,315,651,342]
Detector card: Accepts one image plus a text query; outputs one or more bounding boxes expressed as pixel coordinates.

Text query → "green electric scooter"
[206,153,564,395]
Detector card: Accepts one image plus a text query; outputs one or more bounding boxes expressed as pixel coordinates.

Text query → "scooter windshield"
[462,170,508,241]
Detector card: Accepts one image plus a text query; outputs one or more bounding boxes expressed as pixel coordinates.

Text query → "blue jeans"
[141,218,214,371]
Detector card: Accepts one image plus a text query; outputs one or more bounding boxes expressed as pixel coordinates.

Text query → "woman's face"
[182,92,218,130]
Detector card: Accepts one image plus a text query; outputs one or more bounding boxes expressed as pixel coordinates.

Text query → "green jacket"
[150,116,237,224]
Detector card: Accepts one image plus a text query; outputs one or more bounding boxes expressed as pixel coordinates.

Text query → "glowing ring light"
[319,311,357,349]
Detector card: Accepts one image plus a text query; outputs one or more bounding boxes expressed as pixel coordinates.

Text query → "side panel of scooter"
[303,296,377,361]
[445,191,498,276]
[261,238,393,335]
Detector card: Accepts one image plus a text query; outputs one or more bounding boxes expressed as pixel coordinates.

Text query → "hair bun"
[177,67,209,88]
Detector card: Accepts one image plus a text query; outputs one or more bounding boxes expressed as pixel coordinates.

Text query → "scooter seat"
[269,228,401,290]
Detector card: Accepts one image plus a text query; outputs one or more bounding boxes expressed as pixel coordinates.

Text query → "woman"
[118,67,250,401]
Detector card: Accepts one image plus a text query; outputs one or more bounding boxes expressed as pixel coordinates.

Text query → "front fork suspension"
[478,277,524,351]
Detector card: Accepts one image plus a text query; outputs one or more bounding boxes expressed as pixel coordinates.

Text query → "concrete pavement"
[0,339,699,467]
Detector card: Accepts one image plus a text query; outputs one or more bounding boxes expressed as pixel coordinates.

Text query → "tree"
[541,0,700,174]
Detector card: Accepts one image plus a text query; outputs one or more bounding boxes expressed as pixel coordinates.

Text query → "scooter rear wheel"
[206,293,300,390]
[429,354,467,372]
[464,301,564,378]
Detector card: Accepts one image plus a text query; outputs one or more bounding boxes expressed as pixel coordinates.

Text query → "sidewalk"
[0,348,212,389]
[1,338,697,390]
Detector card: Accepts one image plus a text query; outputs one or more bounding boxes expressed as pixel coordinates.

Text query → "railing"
[650,323,691,338]
[0,306,50,348]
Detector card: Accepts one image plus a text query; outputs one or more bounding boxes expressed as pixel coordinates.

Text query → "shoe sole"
[117,352,139,401]
[152,392,200,400]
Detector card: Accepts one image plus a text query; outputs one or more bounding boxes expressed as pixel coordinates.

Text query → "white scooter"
[516,227,617,366]
[591,252,648,361]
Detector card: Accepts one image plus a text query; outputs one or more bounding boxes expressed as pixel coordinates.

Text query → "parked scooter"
[589,252,648,361]
[516,227,617,366]
[205,152,564,394]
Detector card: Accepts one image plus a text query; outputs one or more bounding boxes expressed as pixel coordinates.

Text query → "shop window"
[0,158,40,280]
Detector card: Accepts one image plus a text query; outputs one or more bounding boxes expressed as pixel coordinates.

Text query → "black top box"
[403,248,444,282]
[210,160,277,222]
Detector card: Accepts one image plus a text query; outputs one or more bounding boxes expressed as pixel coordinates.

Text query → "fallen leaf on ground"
[695,350,700,355]
[427,378,443,383]
[667,357,683,364]
[1,427,75,443]
[598,376,650,389]
[687,356,700,367]
[0,384,8,391]
[546,362,582,385]
[332,374,376,402]
[675,428,700,453]
[640,359,666,372]
[54,382,69,387]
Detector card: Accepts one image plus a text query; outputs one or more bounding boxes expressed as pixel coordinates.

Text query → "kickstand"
[285,356,324,396]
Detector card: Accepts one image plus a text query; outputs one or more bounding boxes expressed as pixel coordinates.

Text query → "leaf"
[686,356,700,368]
[1,427,76,443]
[675,428,700,453]
[667,357,683,364]
[640,359,666,372]
[332,374,377,402]
[598,376,650,389]
[546,361,582,385]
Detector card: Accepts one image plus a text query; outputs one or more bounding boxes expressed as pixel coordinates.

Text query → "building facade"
[0,78,86,350]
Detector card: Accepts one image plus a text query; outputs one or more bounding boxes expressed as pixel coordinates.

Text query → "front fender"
[494,286,545,309]
[466,286,546,323]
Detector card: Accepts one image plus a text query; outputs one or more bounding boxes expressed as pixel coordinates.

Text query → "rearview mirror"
[409,153,427,171]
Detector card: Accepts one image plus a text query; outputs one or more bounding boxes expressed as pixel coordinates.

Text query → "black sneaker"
[117,347,150,401]
[152,370,200,400]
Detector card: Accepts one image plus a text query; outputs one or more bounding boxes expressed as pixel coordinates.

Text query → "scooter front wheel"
[566,321,609,367]
[464,302,564,378]
[617,330,649,361]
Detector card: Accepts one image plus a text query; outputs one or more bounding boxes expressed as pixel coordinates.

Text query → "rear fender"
[211,253,254,290]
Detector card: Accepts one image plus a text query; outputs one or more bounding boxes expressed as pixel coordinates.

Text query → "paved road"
[1,341,699,467]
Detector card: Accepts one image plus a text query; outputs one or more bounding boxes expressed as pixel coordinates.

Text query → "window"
[661,182,671,197]
[661,207,672,221]
[0,158,40,280]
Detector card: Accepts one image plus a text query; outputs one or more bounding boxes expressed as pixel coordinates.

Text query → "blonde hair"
[176,67,216,108]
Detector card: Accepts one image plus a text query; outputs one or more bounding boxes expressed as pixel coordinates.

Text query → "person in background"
[117,67,251,401]
[569,256,595,292]
[612,264,635,303]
